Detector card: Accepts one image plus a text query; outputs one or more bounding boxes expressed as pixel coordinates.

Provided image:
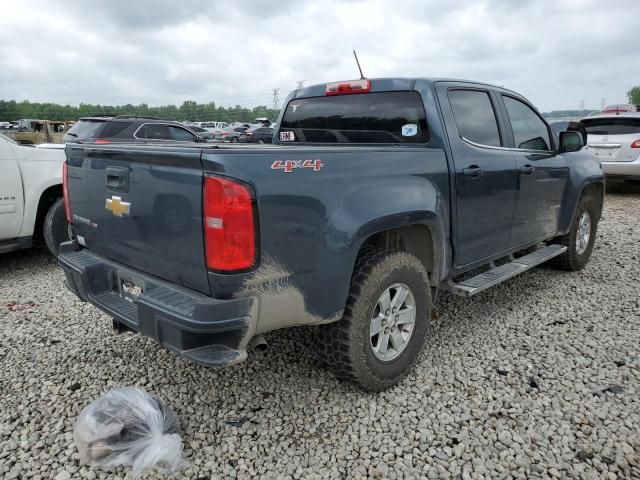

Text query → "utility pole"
[296,80,305,89]
[601,98,606,110]
[272,88,280,110]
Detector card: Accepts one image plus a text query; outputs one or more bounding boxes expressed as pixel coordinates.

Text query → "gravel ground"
[1,192,639,480]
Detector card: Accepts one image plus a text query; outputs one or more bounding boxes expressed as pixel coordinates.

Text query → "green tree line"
[0,100,279,123]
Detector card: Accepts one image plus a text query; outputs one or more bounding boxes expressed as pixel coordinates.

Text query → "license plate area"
[116,273,145,303]
[591,146,619,158]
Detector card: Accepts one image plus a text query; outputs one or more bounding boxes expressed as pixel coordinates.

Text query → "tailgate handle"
[106,167,129,193]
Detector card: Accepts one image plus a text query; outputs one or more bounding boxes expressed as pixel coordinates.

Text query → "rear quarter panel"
[203,146,450,334]
[11,142,65,237]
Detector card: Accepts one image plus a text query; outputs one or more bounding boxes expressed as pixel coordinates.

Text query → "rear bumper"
[58,241,257,367]
[602,157,640,180]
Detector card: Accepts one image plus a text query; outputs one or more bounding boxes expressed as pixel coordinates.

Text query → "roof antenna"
[353,50,365,79]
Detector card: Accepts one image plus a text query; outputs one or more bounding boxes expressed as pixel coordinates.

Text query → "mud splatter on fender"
[237,256,341,334]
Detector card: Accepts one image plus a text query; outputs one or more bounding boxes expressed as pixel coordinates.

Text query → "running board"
[444,244,567,297]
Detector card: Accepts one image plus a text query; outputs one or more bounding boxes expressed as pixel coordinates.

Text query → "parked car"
[0,133,70,256]
[188,126,215,141]
[600,104,639,115]
[59,77,603,391]
[63,116,209,143]
[201,121,230,131]
[238,126,274,144]
[4,119,72,145]
[213,126,249,143]
[581,113,640,184]
[253,118,272,126]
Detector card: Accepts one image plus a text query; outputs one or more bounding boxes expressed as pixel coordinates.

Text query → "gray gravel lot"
[1,192,639,480]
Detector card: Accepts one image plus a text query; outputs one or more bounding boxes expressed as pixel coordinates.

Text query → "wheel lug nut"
[384,328,389,334]
[392,308,397,313]
[385,309,390,316]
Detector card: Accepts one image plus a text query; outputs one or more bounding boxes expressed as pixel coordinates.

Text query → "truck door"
[438,86,518,266]
[498,95,569,246]
[0,138,24,240]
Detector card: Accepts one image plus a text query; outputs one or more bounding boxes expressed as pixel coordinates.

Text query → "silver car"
[581,113,640,183]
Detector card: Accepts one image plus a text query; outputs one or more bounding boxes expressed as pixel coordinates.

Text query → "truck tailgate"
[66,144,210,294]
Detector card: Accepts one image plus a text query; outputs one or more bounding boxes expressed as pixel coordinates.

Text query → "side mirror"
[559,131,584,153]
[196,135,208,143]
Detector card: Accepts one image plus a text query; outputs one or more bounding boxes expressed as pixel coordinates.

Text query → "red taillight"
[325,79,371,96]
[94,138,111,144]
[245,132,253,136]
[631,139,640,148]
[203,176,255,271]
[63,161,72,224]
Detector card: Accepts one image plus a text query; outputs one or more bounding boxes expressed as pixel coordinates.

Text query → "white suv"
[581,113,640,183]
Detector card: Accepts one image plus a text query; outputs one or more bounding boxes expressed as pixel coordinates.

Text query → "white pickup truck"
[0,133,70,256]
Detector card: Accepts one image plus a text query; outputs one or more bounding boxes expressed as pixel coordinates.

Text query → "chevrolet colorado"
[59,78,604,391]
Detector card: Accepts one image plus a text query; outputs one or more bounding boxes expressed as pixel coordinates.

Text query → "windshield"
[582,118,640,136]
[64,119,106,140]
[279,91,429,144]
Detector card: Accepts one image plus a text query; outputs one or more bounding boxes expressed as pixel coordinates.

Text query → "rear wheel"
[317,249,431,391]
[257,139,265,144]
[43,198,71,257]
[231,137,239,144]
[551,195,598,271]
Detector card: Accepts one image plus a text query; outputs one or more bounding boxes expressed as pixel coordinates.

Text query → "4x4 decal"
[271,159,324,173]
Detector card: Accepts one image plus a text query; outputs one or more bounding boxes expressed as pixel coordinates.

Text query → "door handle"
[106,167,129,192]
[462,166,483,178]
[520,165,535,175]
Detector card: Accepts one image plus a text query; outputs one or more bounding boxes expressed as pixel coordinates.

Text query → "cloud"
[0,0,638,111]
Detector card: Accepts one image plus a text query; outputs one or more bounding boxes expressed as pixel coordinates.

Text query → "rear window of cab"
[279,91,429,144]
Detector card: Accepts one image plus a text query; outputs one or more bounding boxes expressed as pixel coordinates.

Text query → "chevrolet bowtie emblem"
[105,196,131,217]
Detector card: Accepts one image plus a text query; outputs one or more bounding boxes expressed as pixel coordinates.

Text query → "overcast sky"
[1,0,639,112]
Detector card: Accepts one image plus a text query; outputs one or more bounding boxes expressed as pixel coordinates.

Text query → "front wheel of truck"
[317,249,431,391]
[551,194,599,271]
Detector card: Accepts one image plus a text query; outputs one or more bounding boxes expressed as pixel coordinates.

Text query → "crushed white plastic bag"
[74,387,187,476]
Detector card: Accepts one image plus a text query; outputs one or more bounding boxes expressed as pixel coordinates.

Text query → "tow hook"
[112,319,134,334]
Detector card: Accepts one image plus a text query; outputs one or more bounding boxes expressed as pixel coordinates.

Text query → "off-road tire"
[551,195,599,271]
[43,198,70,257]
[317,249,431,391]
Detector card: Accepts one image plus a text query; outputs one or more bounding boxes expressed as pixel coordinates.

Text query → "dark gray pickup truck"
[59,77,604,391]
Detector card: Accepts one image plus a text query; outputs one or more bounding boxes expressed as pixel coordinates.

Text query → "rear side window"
[100,121,133,138]
[448,90,501,147]
[582,118,640,135]
[503,96,551,150]
[168,125,196,141]
[279,91,429,144]
[136,124,168,140]
[65,120,105,140]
